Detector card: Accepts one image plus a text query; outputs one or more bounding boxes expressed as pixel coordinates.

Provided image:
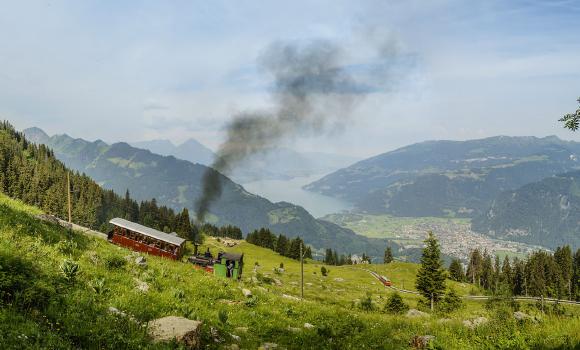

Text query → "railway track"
[365,269,580,306]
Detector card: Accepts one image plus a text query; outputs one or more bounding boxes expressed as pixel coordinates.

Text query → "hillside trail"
[359,267,580,306]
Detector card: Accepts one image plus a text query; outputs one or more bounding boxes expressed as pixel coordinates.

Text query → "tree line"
[0,121,246,244]
[323,249,372,265]
[448,246,580,300]
[245,227,312,260]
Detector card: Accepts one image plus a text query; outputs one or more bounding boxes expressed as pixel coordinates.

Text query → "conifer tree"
[448,258,464,282]
[384,246,393,264]
[415,232,446,310]
[275,234,289,256]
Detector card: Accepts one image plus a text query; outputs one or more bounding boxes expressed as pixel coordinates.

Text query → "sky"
[2,0,580,158]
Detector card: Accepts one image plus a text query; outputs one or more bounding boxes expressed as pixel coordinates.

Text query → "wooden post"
[67,171,72,223]
[300,241,304,300]
[430,293,434,311]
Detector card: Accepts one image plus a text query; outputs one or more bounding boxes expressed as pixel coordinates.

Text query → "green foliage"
[384,292,408,314]
[448,258,464,282]
[415,232,446,309]
[384,246,393,264]
[358,293,374,311]
[218,309,228,325]
[103,254,127,270]
[320,266,328,277]
[89,278,109,296]
[559,97,580,131]
[437,288,463,313]
[60,259,79,283]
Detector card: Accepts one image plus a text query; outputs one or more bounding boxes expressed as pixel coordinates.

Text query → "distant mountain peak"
[22,127,49,144]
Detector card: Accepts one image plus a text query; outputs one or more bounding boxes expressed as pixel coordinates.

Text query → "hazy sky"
[3,0,580,157]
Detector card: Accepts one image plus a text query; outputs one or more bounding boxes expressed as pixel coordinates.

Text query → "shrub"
[104,254,127,270]
[60,259,79,283]
[438,288,463,313]
[359,293,374,311]
[321,266,328,276]
[218,309,228,324]
[384,292,409,314]
[89,278,109,296]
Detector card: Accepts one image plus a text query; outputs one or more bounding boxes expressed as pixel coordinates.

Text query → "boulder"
[135,279,149,293]
[513,311,535,322]
[410,335,435,349]
[242,289,252,298]
[406,309,430,318]
[303,323,315,329]
[147,316,202,349]
[135,256,147,267]
[229,333,241,342]
[463,316,488,329]
[273,278,282,286]
[259,343,278,350]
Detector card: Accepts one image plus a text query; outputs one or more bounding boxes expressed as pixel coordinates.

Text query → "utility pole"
[67,171,72,223]
[300,240,304,300]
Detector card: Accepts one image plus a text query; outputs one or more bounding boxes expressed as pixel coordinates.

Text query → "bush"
[321,266,328,276]
[104,254,127,270]
[384,292,409,314]
[89,278,109,296]
[359,293,374,311]
[60,259,80,283]
[438,288,463,313]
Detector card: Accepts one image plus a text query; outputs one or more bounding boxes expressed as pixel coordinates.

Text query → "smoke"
[196,38,405,222]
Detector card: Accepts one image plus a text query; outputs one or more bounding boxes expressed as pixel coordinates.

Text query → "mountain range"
[305,135,580,218]
[131,138,358,183]
[23,127,387,256]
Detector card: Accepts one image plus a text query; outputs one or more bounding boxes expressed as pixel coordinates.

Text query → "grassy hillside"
[2,194,580,349]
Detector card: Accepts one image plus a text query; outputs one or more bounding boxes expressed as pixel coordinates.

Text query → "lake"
[242,174,353,218]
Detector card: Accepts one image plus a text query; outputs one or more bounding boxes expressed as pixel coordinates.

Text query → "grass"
[1,193,580,349]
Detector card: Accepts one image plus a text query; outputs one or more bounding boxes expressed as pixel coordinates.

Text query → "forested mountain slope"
[472,171,580,249]
[21,125,385,256]
[305,136,580,217]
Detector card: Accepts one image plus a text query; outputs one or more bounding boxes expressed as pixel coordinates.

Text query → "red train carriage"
[108,218,186,260]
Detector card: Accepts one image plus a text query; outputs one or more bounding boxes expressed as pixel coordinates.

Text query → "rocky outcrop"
[147,316,202,349]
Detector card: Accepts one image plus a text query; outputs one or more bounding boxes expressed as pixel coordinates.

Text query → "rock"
[211,327,223,343]
[463,316,488,329]
[108,306,126,317]
[273,278,282,286]
[259,343,278,350]
[406,309,430,318]
[333,277,345,282]
[305,282,313,286]
[282,294,301,301]
[410,335,435,349]
[225,345,240,350]
[513,311,536,322]
[242,289,252,298]
[303,323,315,329]
[229,333,241,342]
[251,276,259,284]
[135,256,147,266]
[287,326,301,333]
[147,316,202,349]
[135,279,149,293]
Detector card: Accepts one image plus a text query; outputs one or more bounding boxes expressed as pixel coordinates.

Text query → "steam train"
[107,218,243,279]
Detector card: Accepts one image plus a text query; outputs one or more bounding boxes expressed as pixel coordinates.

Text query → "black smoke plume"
[196,39,402,222]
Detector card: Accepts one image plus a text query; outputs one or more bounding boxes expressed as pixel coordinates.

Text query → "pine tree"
[501,256,512,287]
[466,249,483,286]
[554,246,573,299]
[573,249,580,301]
[304,246,312,259]
[415,232,446,310]
[448,259,464,282]
[384,246,393,264]
[275,234,289,256]
[480,250,493,290]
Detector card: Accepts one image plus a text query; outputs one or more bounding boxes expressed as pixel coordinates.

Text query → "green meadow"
[1,193,580,349]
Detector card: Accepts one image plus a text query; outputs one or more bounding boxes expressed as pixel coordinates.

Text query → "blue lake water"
[242,174,353,218]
